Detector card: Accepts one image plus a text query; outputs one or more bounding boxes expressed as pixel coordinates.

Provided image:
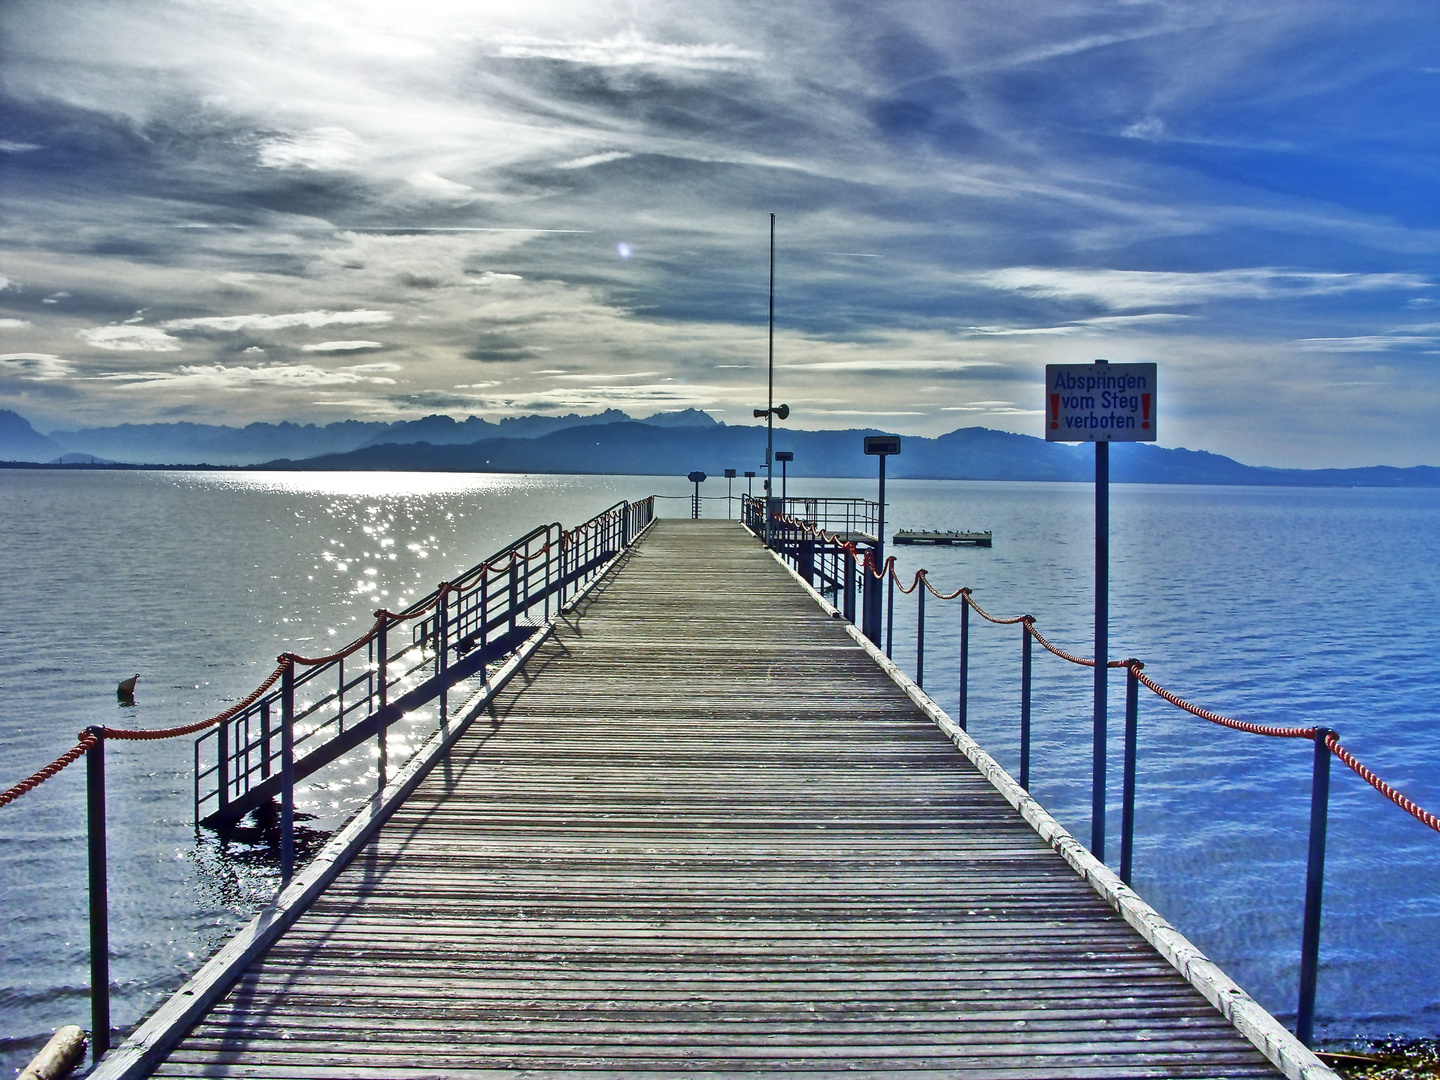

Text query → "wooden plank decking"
[147,518,1285,1078]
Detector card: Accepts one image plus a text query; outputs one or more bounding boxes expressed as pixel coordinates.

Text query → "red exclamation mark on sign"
[1049,393,1059,430]
[1140,393,1151,430]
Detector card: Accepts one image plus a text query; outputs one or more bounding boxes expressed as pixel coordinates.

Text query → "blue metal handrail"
[194,498,653,831]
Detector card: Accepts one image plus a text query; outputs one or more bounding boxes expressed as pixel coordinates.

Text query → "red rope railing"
[757,507,1440,837]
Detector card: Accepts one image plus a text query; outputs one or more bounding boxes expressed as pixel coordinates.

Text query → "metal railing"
[743,494,881,627]
[755,503,1440,1049]
[196,499,654,835]
[1,495,653,1059]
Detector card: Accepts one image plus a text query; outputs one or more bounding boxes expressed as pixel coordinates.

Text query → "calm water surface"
[1,471,1437,1069]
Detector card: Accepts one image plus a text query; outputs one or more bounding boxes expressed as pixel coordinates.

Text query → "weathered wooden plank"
[134,520,1318,1079]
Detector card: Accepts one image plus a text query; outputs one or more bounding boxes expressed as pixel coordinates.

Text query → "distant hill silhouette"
[257,420,1440,488]
[6,406,1439,486]
[30,408,717,466]
[0,410,64,462]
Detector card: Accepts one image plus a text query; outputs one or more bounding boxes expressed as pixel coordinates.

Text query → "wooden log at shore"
[19,1026,86,1080]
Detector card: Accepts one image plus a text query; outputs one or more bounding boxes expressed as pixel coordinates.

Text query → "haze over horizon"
[2,1,1437,469]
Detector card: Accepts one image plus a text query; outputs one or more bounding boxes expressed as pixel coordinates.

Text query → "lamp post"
[687,471,706,519]
[775,451,793,505]
[862,435,900,645]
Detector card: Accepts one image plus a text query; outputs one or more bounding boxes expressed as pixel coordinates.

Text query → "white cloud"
[550,370,663,381]
[256,127,364,170]
[493,32,759,70]
[787,358,1001,372]
[1,353,73,379]
[556,151,633,170]
[77,325,183,351]
[964,314,1191,336]
[0,141,43,153]
[302,340,386,352]
[971,268,1431,311]
[406,172,476,200]
[97,363,399,390]
[0,318,33,329]
[162,310,393,332]
[1297,334,1440,353]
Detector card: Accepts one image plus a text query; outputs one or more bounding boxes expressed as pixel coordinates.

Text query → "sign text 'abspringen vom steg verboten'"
[1045,362,1157,442]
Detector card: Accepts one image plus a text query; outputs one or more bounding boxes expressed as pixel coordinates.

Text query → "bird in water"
[117,674,138,705]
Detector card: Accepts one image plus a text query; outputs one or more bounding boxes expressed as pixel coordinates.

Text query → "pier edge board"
[752,525,1339,1080]
[86,520,656,1080]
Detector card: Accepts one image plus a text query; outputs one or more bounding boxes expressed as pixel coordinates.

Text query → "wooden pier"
[99,519,1326,1079]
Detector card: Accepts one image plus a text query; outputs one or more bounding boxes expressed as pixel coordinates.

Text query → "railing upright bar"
[843,558,856,624]
[885,569,894,659]
[85,727,110,1059]
[1296,728,1333,1047]
[480,570,489,647]
[217,711,230,821]
[376,617,388,792]
[437,585,450,722]
[916,583,926,690]
[1120,663,1139,885]
[958,597,969,732]
[1020,622,1032,790]
[280,659,295,883]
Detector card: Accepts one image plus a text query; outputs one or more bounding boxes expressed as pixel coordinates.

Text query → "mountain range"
[3,407,1439,487]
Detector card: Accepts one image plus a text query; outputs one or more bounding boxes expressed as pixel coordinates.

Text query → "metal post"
[260,699,271,779]
[958,596,969,732]
[1020,621,1032,790]
[437,584,450,722]
[216,709,230,822]
[916,583,926,689]
[863,452,887,645]
[1297,728,1333,1047]
[1093,435,1109,862]
[1120,662,1139,885]
[764,212,775,550]
[480,571,489,647]
[842,555,856,623]
[886,570,895,659]
[280,658,295,883]
[85,727,110,1058]
[376,616,388,791]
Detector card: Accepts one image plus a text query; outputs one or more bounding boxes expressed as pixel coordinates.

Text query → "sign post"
[862,436,901,646]
[775,451,793,503]
[687,471,707,519]
[1045,360,1156,863]
[724,468,737,519]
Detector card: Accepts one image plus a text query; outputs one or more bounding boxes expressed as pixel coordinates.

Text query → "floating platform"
[894,528,993,547]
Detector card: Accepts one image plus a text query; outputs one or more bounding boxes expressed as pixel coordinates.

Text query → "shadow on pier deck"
[108,518,1307,1078]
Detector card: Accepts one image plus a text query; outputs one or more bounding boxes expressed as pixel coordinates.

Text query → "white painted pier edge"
[762,534,1341,1080]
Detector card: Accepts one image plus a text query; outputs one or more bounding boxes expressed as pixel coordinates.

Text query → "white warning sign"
[1045,362,1157,442]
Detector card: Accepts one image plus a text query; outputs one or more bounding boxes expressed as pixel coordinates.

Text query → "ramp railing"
[0,495,654,1057]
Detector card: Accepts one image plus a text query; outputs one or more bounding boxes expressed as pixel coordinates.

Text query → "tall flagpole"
[765,212,775,548]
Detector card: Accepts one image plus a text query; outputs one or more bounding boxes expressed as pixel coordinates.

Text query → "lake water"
[1,470,1437,1070]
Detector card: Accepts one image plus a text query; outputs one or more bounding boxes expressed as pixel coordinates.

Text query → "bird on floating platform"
[117,674,138,704]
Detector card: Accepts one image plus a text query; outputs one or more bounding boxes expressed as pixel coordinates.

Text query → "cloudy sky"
[1,0,1436,467]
